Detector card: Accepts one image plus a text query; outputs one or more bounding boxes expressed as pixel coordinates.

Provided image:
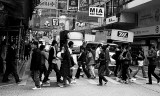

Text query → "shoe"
[32,87,41,90]
[146,83,152,85]
[104,80,108,85]
[16,79,22,84]
[42,82,50,86]
[40,82,42,85]
[97,84,103,86]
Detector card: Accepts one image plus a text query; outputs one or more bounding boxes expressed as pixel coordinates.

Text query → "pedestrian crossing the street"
[40,75,160,87]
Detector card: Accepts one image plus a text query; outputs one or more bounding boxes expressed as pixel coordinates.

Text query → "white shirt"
[95,47,101,60]
[68,47,72,55]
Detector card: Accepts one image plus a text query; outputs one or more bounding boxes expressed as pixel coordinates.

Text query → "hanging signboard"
[36,0,58,9]
[58,0,67,10]
[106,29,134,42]
[68,0,78,11]
[79,0,89,11]
[89,7,104,17]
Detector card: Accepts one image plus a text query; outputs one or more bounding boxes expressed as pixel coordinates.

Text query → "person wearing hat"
[2,42,22,84]
[30,41,42,89]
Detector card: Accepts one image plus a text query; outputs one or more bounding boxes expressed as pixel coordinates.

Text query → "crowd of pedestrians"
[3,39,159,89]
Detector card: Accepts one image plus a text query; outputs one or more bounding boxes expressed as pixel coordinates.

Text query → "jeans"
[43,63,61,83]
[148,65,160,83]
[31,70,40,88]
[3,61,20,83]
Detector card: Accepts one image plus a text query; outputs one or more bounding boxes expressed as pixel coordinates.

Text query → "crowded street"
[0,57,160,96]
[1,0,160,96]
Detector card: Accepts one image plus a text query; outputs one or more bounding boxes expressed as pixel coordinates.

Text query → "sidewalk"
[0,59,28,86]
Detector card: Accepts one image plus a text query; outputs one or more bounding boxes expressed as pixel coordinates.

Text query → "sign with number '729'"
[117,31,128,38]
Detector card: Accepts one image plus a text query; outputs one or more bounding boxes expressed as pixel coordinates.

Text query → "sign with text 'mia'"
[89,7,104,17]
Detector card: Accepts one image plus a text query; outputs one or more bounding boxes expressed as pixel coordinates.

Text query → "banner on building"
[58,0,67,10]
[68,0,78,11]
[89,7,104,17]
[36,0,58,9]
[79,0,89,11]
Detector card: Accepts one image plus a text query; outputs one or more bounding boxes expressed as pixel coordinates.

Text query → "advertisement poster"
[79,0,89,11]
[68,0,78,11]
[58,0,67,10]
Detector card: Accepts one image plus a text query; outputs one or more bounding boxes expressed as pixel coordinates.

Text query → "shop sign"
[138,7,160,27]
[106,29,134,42]
[68,0,78,11]
[52,18,59,26]
[79,0,89,11]
[58,0,67,10]
[89,7,104,17]
[130,25,160,36]
[36,0,58,9]
[106,16,118,25]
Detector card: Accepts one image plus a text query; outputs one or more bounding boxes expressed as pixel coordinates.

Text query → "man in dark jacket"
[43,40,62,84]
[2,42,21,83]
[146,44,160,84]
[30,41,41,89]
[75,47,91,79]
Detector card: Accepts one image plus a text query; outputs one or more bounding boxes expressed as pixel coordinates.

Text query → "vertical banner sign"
[79,0,89,11]
[58,0,67,10]
[52,19,59,26]
[68,0,78,11]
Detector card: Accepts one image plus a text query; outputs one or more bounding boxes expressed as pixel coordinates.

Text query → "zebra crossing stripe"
[104,76,121,84]
[86,79,97,85]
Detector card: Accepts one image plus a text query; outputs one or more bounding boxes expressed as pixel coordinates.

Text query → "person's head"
[68,41,74,48]
[40,45,45,51]
[102,45,106,51]
[105,44,110,49]
[51,40,57,46]
[97,44,102,48]
[32,41,39,49]
[81,47,85,52]
[150,43,156,50]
